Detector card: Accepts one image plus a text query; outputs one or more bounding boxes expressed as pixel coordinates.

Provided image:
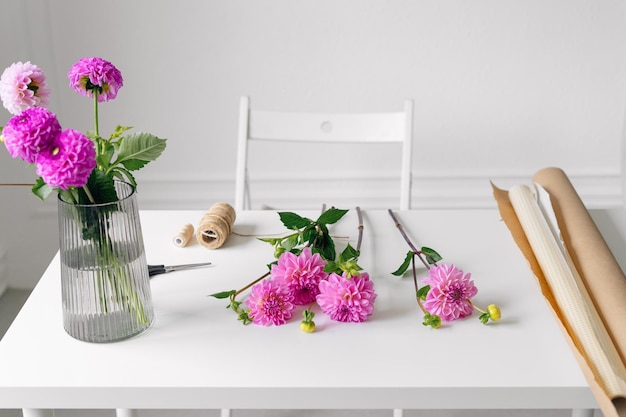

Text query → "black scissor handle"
[148,264,166,277]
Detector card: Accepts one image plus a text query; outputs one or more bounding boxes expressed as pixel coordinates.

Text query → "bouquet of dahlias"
[0,58,166,340]
[212,207,378,332]
[0,58,166,204]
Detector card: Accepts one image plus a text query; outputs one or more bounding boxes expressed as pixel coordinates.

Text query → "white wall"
[1,0,626,290]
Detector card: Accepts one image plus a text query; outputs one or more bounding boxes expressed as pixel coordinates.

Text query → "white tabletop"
[0,208,608,410]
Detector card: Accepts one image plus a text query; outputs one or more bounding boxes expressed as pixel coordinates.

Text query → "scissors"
[148,262,212,277]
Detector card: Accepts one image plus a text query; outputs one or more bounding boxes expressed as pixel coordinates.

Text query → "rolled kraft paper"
[508,184,626,413]
[196,202,236,249]
[533,167,626,365]
[173,223,194,247]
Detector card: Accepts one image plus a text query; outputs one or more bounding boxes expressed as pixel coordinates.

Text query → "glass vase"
[58,181,154,343]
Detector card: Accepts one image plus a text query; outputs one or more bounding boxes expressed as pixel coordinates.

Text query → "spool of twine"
[196,202,236,249]
[172,223,195,247]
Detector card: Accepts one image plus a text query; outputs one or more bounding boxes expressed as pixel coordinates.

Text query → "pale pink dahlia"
[0,61,51,115]
[35,129,96,190]
[2,107,61,163]
[316,272,377,323]
[67,57,123,102]
[245,279,295,326]
[271,247,328,305]
[422,264,478,322]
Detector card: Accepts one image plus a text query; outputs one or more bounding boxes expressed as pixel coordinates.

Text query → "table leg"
[116,409,139,417]
[393,409,403,417]
[220,409,232,417]
[571,409,594,417]
[22,410,55,417]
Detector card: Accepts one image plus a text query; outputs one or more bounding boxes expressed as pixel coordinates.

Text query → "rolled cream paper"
[508,184,626,413]
[196,202,236,249]
[172,223,195,247]
[533,167,626,364]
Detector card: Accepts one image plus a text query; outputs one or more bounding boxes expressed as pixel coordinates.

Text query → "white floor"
[0,290,600,417]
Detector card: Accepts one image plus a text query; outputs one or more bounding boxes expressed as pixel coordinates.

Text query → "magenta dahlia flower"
[422,264,478,322]
[271,247,328,305]
[316,272,377,323]
[0,61,51,115]
[2,107,61,163]
[246,279,295,326]
[35,129,96,190]
[67,57,123,102]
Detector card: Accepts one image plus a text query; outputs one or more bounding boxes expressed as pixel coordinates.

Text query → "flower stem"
[82,185,96,204]
[356,206,363,253]
[411,255,426,313]
[94,90,99,137]
[388,209,430,269]
[470,300,487,314]
[233,271,271,300]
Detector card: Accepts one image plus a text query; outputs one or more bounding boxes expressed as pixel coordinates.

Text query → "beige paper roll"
[173,223,195,247]
[509,185,626,404]
[196,202,236,249]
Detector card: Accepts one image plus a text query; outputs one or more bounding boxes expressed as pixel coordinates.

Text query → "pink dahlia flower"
[422,264,478,322]
[36,129,96,190]
[2,107,61,163]
[0,61,51,115]
[67,57,123,102]
[316,272,377,323]
[245,279,295,326]
[271,247,328,305]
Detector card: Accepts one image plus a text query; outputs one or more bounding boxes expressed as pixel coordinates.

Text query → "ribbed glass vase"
[58,181,154,343]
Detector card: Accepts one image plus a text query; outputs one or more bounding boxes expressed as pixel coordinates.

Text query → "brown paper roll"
[196,202,236,249]
[493,167,626,417]
[533,167,626,364]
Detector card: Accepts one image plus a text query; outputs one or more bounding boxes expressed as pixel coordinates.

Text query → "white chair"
[235,96,414,211]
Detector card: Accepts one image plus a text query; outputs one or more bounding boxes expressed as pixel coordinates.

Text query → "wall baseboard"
[134,170,624,210]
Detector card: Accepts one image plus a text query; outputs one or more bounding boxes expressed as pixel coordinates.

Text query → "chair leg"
[571,409,594,417]
[220,409,232,417]
[22,410,55,417]
[116,409,139,417]
[393,409,403,417]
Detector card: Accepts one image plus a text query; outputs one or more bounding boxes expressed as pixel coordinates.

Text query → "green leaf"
[317,231,336,261]
[421,246,442,265]
[281,234,300,251]
[110,167,137,188]
[84,169,117,204]
[416,285,430,300]
[302,309,315,322]
[339,243,360,262]
[257,237,279,244]
[323,261,339,274]
[114,132,167,171]
[210,290,236,299]
[31,177,53,201]
[317,208,348,225]
[119,158,149,171]
[110,125,133,140]
[391,251,414,276]
[479,312,490,325]
[278,211,311,229]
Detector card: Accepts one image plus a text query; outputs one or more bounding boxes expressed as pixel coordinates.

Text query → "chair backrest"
[235,96,414,211]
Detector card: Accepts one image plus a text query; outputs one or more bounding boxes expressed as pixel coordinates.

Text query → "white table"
[1,208,618,416]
